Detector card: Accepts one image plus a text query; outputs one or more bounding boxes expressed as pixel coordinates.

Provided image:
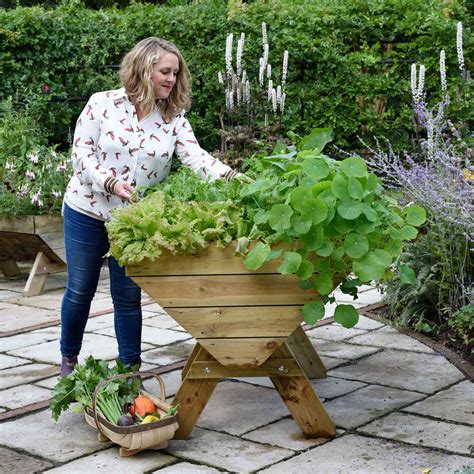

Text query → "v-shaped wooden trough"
[126,243,337,439]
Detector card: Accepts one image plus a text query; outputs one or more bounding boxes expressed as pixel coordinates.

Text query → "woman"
[60,37,240,376]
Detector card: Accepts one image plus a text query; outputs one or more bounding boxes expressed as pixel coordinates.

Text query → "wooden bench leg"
[172,345,220,439]
[286,325,327,379]
[270,343,336,438]
[0,258,20,277]
[23,251,66,297]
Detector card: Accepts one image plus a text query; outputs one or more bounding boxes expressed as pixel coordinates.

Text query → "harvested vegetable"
[132,394,156,417]
[117,414,135,427]
[141,415,160,424]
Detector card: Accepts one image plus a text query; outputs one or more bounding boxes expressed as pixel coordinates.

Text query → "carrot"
[132,394,155,417]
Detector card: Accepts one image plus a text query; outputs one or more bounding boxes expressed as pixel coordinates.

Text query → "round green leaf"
[352,250,391,282]
[268,204,293,232]
[300,198,328,224]
[290,214,312,234]
[334,304,359,328]
[366,173,379,191]
[300,225,324,251]
[331,173,350,200]
[303,157,331,179]
[385,239,403,257]
[316,241,334,257]
[314,273,333,295]
[399,264,416,284]
[405,205,426,226]
[337,200,363,220]
[344,233,369,258]
[253,209,268,225]
[333,214,355,233]
[340,156,368,177]
[354,216,376,234]
[400,225,418,240]
[290,187,312,212]
[348,177,364,199]
[243,242,271,270]
[332,246,345,260]
[278,251,302,274]
[363,204,377,222]
[312,181,332,196]
[301,300,325,325]
[296,259,314,279]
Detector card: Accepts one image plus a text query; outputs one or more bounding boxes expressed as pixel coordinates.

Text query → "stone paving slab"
[0,304,59,333]
[7,334,154,365]
[0,353,31,370]
[329,349,465,394]
[402,380,474,425]
[196,380,290,436]
[95,325,191,346]
[153,462,224,473]
[0,383,52,409]
[0,446,53,473]
[310,376,367,399]
[306,324,367,341]
[243,417,343,451]
[324,384,425,429]
[5,289,65,310]
[142,314,181,330]
[260,433,474,473]
[1,409,111,462]
[352,314,385,330]
[0,289,22,299]
[83,313,115,332]
[141,340,196,366]
[347,326,435,353]
[45,447,176,473]
[1,363,58,389]
[360,412,474,455]
[320,355,350,370]
[166,427,294,472]
[1,328,61,352]
[310,338,381,360]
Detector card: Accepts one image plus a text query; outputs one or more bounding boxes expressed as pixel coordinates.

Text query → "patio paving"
[0,267,472,473]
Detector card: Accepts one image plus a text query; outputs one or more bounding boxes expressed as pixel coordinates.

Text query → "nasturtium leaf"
[314,272,333,295]
[241,178,274,196]
[353,250,391,282]
[299,127,333,151]
[290,214,312,234]
[348,177,364,199]
[266,249,283,261]
[373,249,392,267]
[300,225,324,251]
[363,204,377,222]
[334,304,359,328]
[243,242,271,270]
[278,251,302,274]
[332,246,345,260]
[385,239,403,257]
[316,241,334,257]
[331,173,350,200]
[303,157,331,179]
[301,300,325,324]
[296,259,314,279]
[389,228,403,240]
[333,214,355,233]
[290,187,312,211]
[405,205,426,226]
[344,233,369,258]
[312,181,332,196]
[298,279,314,290]
[354,216,376,234]
[253,209,268,225]
[400,225,418,240]
[366,172,379,191]
[398,264,416,284]
[340,156,368,177]
[300,198,328,224]
[268,204,293,232]
[337,200,363,220]
[314,259,330,273]
[323,205,336,225]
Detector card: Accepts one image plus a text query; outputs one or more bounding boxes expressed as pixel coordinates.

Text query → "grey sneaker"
[60,356,78,377]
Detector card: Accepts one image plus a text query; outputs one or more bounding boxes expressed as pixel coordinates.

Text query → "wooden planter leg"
[24,251,65,297]
[0,258,20,277]
[172,345,220,439]
[270,344,336,438]
[286,325,327,379]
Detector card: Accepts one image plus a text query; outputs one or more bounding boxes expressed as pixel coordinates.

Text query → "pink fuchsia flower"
[27,152,39,164]
[25,170,36,180]
[31,192,44,207]
[52,190,62,199]
[57,164,67,172]
[41,84,50,94]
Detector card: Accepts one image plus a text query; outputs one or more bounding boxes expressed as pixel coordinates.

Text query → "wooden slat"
[126,242,284,276]
[186,359,303,379]
[167,306,303,338]
[0,232,63,263]
[286,325,327,379]
[132,274,315,307]
[0,216,35,233]
[33,215,63,234]
[197,337,286,366]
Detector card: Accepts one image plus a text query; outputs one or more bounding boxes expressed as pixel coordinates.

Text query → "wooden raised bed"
[126,244,338,440]
[0,215,66,296]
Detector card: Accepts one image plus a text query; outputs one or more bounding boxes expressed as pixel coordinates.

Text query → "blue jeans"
[60,203,142,366]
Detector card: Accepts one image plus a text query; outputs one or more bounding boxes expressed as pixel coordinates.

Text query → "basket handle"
[91,371,167,437]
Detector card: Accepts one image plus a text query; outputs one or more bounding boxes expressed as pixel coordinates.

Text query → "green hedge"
[0,0,472,151]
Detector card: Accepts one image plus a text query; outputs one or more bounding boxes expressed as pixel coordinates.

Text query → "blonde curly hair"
[119,37,191,122]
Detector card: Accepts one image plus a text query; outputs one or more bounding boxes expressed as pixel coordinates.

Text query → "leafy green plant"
[107,127,425,329]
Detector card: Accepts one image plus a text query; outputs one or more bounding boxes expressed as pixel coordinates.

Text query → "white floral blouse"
[64,87,233,221]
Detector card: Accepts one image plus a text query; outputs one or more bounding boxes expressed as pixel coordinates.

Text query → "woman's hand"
[114,181,137,202]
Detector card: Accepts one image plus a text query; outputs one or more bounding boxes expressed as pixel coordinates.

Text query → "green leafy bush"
[106,128,425,328]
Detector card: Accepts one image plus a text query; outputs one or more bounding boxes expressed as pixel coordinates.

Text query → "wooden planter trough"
[126,244,339,440]
[0,215,66,296]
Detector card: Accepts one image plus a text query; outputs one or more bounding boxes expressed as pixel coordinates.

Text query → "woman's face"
[152,52,180,99]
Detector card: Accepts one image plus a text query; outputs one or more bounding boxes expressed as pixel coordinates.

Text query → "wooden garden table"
[126,244,337,439]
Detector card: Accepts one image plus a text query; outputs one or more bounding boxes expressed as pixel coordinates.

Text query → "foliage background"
[0,0,472,152]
